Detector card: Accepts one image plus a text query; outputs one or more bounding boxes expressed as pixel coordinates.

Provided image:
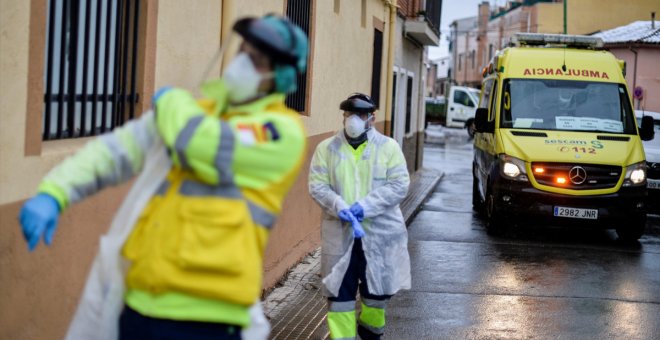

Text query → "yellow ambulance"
[472,33,655,241]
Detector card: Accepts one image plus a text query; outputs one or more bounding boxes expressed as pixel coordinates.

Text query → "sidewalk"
[262,168,444,340]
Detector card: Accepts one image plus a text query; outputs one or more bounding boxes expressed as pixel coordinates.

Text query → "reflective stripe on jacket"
[309,129,411,297]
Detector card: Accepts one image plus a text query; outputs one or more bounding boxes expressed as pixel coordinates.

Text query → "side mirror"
[639,116,655,141]
[474,108,493,133]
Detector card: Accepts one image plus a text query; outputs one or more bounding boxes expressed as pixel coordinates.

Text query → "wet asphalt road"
[385,127,660,340]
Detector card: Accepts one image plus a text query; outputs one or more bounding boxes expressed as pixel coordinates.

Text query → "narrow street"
[386,127,660,339]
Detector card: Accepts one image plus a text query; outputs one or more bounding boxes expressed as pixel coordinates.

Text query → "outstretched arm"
[21,111,159,251]
[38,111,159,210]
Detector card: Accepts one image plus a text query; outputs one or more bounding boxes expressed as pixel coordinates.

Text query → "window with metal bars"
[285,0,312,113]
[43,0,142,140]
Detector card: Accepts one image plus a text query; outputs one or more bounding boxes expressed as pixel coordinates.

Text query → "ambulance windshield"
[500,79,637,134]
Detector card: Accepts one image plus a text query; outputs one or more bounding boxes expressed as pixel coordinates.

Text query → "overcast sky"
[429,0,506,60]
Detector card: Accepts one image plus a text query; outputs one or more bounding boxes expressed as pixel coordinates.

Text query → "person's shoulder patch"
[236,122,280,146]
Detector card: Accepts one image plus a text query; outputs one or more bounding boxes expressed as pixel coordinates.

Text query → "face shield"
[199,15,308,105]
[198,33,277,104]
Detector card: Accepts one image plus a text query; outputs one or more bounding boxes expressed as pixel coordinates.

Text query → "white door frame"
[392,67,407,146]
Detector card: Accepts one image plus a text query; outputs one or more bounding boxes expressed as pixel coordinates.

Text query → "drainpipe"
[630,46,638,108]
[220,0,235,72]
[563,0,567,34]
[384,0,397,136]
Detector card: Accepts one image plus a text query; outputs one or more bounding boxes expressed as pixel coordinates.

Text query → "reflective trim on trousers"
[327,310,356,340]
[361,297,389,309]
[359,294,390,336]
[328,300,356,312]
[174,116,204,171]
[357,302,386,335]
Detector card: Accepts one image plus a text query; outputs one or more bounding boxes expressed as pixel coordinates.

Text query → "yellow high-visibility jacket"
[39,80,307,327]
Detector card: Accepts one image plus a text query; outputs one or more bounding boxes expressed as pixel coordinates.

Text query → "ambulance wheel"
[485,189,505,235]
[616,216,646,243]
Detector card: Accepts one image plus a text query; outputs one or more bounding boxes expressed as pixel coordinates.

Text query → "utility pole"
[563,0,567,34]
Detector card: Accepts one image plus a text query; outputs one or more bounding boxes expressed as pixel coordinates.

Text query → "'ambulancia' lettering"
[522,68,610,79]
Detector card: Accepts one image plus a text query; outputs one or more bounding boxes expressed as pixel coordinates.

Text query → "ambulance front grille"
[531,162,622,190]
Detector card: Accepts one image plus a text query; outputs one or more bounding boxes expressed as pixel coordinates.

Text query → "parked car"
[636,110,660,214]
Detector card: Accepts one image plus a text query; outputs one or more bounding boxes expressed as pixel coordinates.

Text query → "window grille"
[370,29,383,108]
[43,0,141,140]
[285,0,312,113]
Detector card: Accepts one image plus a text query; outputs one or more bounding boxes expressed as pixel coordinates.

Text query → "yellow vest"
[122,89,306,316]
[122,168,267,306]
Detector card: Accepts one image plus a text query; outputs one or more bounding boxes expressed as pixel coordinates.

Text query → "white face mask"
[223,52,273,104]
[344,114,369,138]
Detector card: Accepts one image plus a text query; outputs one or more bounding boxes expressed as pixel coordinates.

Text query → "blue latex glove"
[348,214,365,239]
[19,193,61,251]
[338,209,353,223]
[349,202,364,222]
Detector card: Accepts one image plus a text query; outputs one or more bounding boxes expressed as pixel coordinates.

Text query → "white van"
[446,86,481,134]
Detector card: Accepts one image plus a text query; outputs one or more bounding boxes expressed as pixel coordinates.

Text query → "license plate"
[554,206,598,219]
[648,179,660,189]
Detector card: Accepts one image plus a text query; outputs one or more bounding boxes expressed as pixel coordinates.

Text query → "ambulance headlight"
[623,162,646,186]
[503,163,520,177]
[499,154,528,181]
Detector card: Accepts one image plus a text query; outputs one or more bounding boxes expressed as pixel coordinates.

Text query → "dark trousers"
[329,239,392,340]
[118,305,241,340]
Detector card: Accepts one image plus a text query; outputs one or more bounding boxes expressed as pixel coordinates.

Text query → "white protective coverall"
[308,128,411,297]
[64,112,269,340]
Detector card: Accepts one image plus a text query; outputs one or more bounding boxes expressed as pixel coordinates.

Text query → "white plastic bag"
[66,124,171,340]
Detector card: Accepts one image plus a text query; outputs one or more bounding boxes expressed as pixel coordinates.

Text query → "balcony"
[404,18,440,46]
[403,0,442,46]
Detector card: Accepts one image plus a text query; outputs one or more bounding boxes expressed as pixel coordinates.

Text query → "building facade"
[594,20,660,112]
[449,15,479,88]
[448,0,660,88]
[0,0,404,338]
[392,0,442,172]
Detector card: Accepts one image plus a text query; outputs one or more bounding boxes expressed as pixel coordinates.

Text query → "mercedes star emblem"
[569,166,587,185]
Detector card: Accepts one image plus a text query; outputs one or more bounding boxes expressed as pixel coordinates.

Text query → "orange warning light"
[556,177,567,184]
[534,167,545,174]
